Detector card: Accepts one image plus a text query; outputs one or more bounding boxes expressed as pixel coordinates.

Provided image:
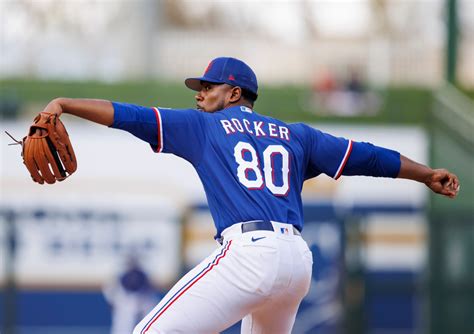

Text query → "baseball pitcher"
[24,57,459,333]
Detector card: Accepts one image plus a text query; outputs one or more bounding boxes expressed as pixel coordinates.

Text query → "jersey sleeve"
[302,124,401,180]
[342,141,401,178]
[110,102,207,165]
[301,124,353,179]
[155,107,207,164]
[111,102,160,148]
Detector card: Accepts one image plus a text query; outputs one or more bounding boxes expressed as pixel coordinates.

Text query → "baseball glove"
[16,112,77,184]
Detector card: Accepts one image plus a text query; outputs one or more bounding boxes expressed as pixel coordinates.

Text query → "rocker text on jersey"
[220,119,290,141]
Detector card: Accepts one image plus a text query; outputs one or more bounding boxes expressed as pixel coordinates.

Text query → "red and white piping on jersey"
[152,107,163,153]
[139,240,233,333]
[334,139,353,180]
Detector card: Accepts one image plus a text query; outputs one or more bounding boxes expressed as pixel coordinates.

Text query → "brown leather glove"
[22,112,77,184]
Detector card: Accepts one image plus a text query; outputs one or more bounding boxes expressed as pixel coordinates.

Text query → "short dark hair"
[241,88,258,106]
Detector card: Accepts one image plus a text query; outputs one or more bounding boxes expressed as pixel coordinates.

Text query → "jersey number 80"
[234,141,289,196]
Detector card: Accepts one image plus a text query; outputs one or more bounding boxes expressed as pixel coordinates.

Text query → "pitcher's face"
[195,82,236,113]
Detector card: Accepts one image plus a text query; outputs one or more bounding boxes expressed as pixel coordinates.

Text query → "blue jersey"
[112,103,400,238]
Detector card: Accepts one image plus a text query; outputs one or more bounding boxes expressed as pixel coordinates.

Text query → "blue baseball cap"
[185,57,258,97]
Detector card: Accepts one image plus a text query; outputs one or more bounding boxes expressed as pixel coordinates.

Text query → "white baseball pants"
[133,222,313,334]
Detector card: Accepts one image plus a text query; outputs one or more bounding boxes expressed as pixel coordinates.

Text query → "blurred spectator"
[342,68,367,115]
[311,68,337,109]
[103,255,158,334]
[345,69,365,94]
[312,68,337,96]
[310,66,380,116]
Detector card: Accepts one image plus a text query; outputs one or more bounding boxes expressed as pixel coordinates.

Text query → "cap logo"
[228,74,235,81]
[204,61,213,74]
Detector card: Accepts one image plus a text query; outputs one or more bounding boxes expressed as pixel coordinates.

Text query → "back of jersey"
[196,106,307,236]
[112,102,355,237]
[113,103,354,237]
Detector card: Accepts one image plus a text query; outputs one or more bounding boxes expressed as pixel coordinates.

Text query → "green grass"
[1,79,434,125]
[0,80,191,108]
[458,87,474,102]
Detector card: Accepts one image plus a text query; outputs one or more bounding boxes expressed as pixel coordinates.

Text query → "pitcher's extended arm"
[43,98,114,126]
[398,155,459,198]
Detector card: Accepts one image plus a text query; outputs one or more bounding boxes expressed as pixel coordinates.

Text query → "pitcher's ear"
[229,86,243,103]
